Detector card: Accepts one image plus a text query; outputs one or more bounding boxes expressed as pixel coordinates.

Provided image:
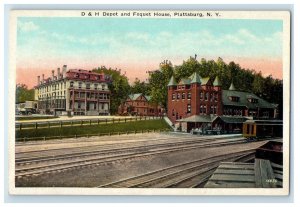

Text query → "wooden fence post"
[106,119,107,124]
[90,120,92,125]
[98,119,100,125]
[125,118,126,123]
[119,118,121,123]
[19,124,22,131]
[60,121,62,128]
[35,122,38,129]
[81,120,83,126]
[48,122,50,128]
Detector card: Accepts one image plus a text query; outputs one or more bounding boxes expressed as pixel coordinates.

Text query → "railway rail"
[97,150,255,188]
[15,137,247,178]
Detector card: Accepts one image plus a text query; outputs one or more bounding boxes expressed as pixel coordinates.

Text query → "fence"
[16,115,163,131]
[15,128,171,142]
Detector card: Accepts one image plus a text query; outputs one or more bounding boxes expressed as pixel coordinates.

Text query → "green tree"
[93,66,130,114]
[148,60,174,108]
[130,78,150,95]
[16,84,34,103]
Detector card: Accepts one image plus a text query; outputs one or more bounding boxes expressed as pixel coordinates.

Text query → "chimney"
[37,76,40,85]
[52,70,55,80]
[42,74,45,82]
[62,65,67,78]
[57,67,61,79]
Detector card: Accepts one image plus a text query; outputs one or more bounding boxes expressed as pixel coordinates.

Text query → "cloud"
[18,21,39,32]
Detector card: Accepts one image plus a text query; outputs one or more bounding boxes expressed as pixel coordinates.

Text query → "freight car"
[243,120,283,141]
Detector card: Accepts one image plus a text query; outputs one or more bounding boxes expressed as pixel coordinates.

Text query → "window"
[172,93,175,100]
[102,84,105,90]
[75,73,79,78]
[94,84,98,90]
[229,96,240,102]
[203,105,207,114]
[200,105,203,114]
[78,82,82,89]
[177,93,180,100]
[205,92,209,101]
[200,91,203,100]
[94,103,96,110]
[187,92,191,99]
[78,102,81,109]
[172,109,175,117]
[182,93,185,99]
[214,93,218,101]
[187,104,191,113]
[210,93,213,102]
[210,106,214,114]
[248,98,258,103]
[86,83,90,89]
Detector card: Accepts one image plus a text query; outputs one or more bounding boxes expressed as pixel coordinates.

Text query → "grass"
[16,119,171,139]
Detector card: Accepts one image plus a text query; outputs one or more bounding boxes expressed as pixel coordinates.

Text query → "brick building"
[118,93,164,116]
[34,65,111,115]
[167,72,278,132]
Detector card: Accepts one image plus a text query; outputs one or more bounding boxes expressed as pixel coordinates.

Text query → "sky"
[16,17,283,88]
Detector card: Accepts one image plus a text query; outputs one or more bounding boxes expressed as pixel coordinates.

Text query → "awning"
[177,115,216,123]
[217,116,248,124]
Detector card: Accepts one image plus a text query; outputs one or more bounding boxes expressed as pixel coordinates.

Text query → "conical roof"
[213,76,221,86]
[167,76,177,86]
[190,72,201,84]
[229,82,236,90]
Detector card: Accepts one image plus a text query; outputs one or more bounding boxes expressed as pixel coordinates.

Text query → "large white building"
[34,65,111,115]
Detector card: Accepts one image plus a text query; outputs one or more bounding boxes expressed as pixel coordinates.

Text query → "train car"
[243,120,283,141]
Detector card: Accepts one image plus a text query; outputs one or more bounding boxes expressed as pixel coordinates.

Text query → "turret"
[229,81,236,91]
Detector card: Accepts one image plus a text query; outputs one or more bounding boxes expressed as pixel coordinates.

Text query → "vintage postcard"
[8,10,290,195]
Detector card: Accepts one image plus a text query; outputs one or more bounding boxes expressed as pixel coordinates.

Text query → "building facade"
[34,65,111,115]
[118,93,164,116]
[167,72,278,132]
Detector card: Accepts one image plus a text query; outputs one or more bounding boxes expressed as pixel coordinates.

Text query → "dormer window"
[229,96,240,102]
[75,73,79,78]
[248,98,258,103]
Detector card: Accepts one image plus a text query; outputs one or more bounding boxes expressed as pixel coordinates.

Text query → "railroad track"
[15,136,244,165]
[97,150,255,188]
[15,138,247,178]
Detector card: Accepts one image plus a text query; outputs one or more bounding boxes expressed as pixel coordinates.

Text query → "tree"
[93,66,130,114]
[16,84,34,103]
[130,78,151,95]
[148,60,174,109]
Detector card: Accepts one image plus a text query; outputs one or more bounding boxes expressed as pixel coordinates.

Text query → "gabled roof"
[145,95,151,101]
[178,78,191,85]
[167,76,177,86]
[128,93,152,102]
[200,77,210,85]
[222,90,276,109]
[213,76,221,86]
[189,72,201,84]
[128,93,142,101]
